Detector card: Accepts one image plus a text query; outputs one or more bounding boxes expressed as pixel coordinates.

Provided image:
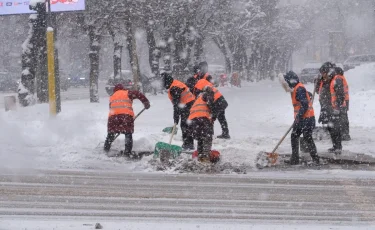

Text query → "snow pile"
[345,63,375,92]
[345,63,375,128]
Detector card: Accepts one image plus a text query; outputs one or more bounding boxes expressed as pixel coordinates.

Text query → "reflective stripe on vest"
[168,80,195,105]
[109,90,134,117]
[188,95,211,120]
[195,79,222,102]
[330,75,348,110]
[291,82,314,119]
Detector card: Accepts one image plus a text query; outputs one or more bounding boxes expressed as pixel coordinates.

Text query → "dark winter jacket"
[107,85,150,133]
[293,85,316,130]
[186,76,198,93]
[169,85,194,124]
[164,75,195,124]
[190,89,215,139]
[333,78,346,112]
[284,72,315,129]
[186,72,213,93]
[317,80,331,124]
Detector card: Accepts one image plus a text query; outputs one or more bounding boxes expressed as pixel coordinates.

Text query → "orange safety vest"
[168,80,195,105]
[338,75,349,101]
[195,79,223,102]
[291,82,314,119]
[330,75,348,109]
[202,73,210,80]
[109,90,134,117]
[188,95,211,120]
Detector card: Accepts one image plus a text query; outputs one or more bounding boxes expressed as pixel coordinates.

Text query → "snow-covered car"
[299,62,322,83]
[105,70,153,96]
[343,54,375,71]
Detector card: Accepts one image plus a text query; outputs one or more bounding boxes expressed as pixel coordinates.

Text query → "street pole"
[46,0,61,114]
[46,0,56,116]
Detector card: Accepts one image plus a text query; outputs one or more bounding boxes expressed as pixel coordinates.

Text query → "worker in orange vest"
[323,67,348,154]
[104,83,150,155]
[334,66,351,141]
[162,73,196,150]
[186,61,213,93]
[194,79,230,139]
[282,71,319,165]
[188,86,215,162]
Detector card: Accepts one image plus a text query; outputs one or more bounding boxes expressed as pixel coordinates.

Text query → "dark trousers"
[191,118,213,157]
[340,111,350,136]
[291,119,318,164]
[104,132,133,153]
[180,104,194,146]
[216,111,229,135]
[328,116,342,150]
[213,97,229,135]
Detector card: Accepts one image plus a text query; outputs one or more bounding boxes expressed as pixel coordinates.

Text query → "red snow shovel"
[256,122,295,168]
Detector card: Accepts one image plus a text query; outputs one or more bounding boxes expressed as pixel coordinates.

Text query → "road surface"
[0,169,374,228]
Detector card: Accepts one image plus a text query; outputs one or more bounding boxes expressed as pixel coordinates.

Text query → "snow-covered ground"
[1,64,375,172]
[1,65,375,229]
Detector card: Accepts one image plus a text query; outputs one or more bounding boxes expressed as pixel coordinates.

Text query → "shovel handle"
[134,108,146,121]
[271,122,295,154]
[169,123,177,145]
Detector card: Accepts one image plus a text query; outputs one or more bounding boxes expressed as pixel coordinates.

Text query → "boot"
[217,133,230,139]
[182,144,194,151]
[334,149,342,155]
[328,147,336,153]
[104,141,111,152]
[342,134,351,141]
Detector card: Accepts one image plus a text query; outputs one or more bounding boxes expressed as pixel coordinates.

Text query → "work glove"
[144,103,150,110]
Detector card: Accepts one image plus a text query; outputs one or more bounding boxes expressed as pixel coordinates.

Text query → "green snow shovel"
[162,126,178,135]
[154,124,182,163]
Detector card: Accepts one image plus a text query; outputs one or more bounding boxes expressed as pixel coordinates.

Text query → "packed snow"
[1,64,375,173]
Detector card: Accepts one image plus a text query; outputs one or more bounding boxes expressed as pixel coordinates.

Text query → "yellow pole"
[47,27,56,116]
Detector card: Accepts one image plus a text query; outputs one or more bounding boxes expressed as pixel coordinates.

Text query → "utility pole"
[46,0,61,114]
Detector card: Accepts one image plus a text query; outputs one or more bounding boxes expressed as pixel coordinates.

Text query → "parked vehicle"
[343,54,375,71]
[68,75,89,88]
[299,62,322,83]
[105,70,153,96]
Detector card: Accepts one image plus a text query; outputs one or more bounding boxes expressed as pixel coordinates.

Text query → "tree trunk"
[125,15,141,91]
[88,25,101,103]
[194,34,204,65]
[108,26,123,80]
[212,36,231,74]
[146,21,160,78]
[36,8,48,103]
[19,3,48,107]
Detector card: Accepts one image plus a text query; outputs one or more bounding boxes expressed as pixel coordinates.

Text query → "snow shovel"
[154,124,182,163]
[162,126,178,135]
[256,122,295,168]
